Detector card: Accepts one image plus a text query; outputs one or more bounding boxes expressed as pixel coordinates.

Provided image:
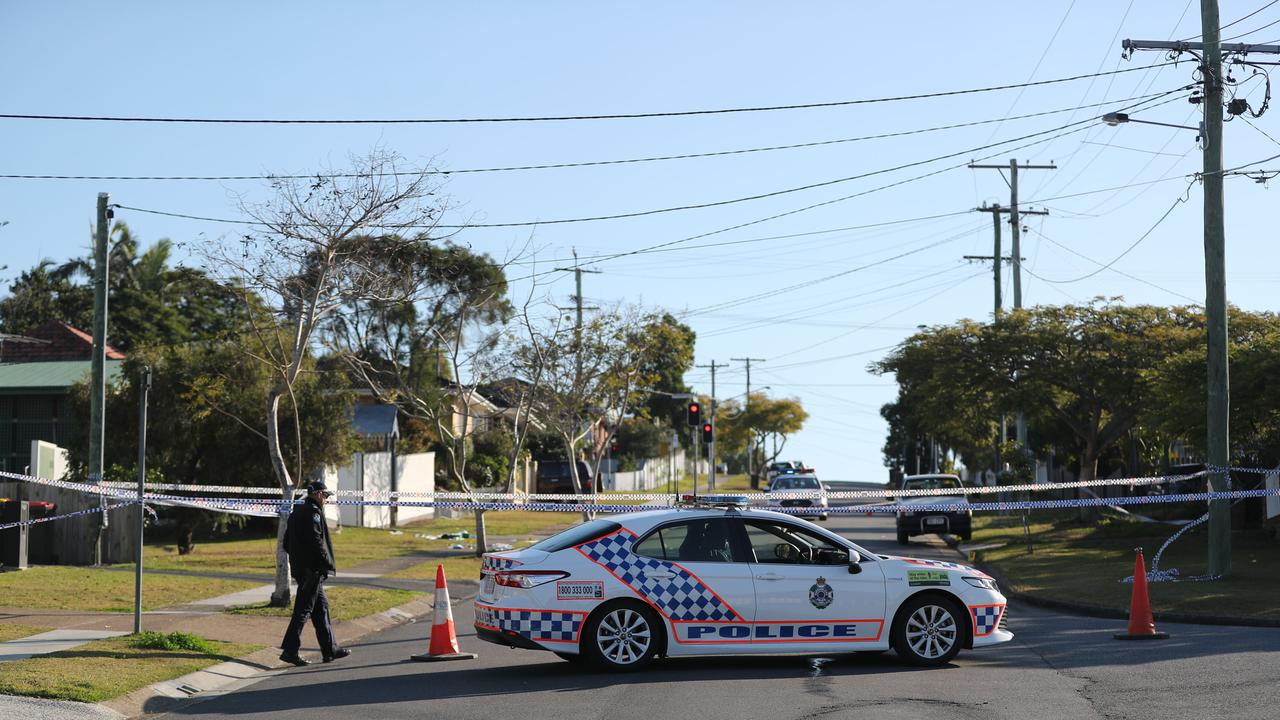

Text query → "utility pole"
[696,361,730,490]
[731,357,766,488]
[969,160,1056,311]
[1120,22,1280,579]
[133,366,151,634]
[554,250,601,389]
[90,193,111,565]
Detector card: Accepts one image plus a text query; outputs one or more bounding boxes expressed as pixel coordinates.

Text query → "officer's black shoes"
[323,647,352,663]
[279,652,311,667]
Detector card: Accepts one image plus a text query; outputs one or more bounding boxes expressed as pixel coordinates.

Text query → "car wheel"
[892,594,965,666]
[582,601,661,672]
[896,529,910,545]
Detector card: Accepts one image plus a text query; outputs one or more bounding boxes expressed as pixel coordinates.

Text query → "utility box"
[0,500,30,570]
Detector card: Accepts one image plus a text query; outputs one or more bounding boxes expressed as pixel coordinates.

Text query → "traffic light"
[686,402,701,426]
[702,422,714,444]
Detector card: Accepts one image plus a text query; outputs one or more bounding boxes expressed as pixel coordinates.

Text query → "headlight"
[962,576,998,590]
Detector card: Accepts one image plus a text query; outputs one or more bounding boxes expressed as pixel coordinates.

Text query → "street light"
[1101,111,1203,136]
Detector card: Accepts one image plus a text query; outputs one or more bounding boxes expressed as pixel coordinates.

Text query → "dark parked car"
[536,460,599,495]
[893,474,971,544]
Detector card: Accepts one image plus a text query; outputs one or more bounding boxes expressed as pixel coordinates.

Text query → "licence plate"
[481,574,496,596]
[925,516,946,525]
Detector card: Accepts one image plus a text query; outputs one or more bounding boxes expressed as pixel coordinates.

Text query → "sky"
[4,2,1280,483]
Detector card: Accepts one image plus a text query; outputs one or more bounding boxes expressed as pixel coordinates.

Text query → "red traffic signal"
[701,422,713,443]
[686,402,701,426]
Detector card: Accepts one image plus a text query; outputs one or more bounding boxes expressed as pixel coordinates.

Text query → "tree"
[874,301,1201,484]
[716,392,809,471]
[612,417,665,471]
[64,339,354,553]
[199,150,452,605]
[0,223,242,351]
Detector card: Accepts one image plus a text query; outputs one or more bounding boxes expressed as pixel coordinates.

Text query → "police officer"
[279,480,350,666]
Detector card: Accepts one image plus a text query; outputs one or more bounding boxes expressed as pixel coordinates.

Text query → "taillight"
[494,570,568,589]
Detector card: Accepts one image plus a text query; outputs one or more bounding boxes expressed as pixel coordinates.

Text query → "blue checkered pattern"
[577,531,740,622]
[478,606,580,642]
[482,555,522,572]
[971,605,1003,635]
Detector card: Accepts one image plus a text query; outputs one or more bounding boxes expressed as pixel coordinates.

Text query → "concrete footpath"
[0,549,482,719]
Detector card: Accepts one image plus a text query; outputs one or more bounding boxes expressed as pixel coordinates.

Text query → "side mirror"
[847,559,862,575]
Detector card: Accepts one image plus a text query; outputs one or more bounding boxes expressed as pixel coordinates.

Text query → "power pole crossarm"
[1122,39,1280,54]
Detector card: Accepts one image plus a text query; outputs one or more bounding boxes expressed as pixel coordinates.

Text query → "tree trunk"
[266,387,294,607]
[474,509,489,557]
[1077,439,1100,524]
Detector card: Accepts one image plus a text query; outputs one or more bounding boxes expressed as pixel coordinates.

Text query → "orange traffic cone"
[410,564,478,661]
[1114,547,1170,640]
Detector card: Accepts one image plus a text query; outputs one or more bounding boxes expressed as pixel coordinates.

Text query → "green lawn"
[227,586,422,622]
[0,567,258,612]
[0,624,50,642]
[971,513,1280,619]
[0,634,260,703]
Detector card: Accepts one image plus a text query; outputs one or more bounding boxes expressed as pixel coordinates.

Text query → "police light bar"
[678,494,750,509]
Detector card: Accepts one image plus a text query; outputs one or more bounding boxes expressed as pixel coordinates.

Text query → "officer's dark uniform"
[280,483,341,662]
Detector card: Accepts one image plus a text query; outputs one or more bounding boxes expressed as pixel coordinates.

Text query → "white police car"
[475,496,1010,671]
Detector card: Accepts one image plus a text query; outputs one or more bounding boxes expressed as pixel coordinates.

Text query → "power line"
[1029,184,1192,284]
[1181,0,1279,41]
[0,93,1182,182]
[111,98,1183,230]
[1026,226,1198,302]
[1223,16,1280,42]
[0,63,1186,126]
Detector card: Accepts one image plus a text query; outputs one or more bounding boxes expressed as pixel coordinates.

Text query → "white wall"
[604,449,687,492]
[331,450,435,528]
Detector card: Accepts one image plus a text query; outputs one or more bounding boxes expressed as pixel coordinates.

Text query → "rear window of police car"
[527,520,622,553]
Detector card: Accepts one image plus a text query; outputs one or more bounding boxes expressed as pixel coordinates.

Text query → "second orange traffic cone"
[410,564,478,661]
[1114,547,1170,640]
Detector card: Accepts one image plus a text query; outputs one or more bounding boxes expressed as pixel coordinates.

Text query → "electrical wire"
[1027,226,1198,302]
[1223,16,1280,42]
[1029,184,1192,284]
[0,93,1180,182]
[0,63,1185,125]
[1181,0,1279,41]
[113,102,1181,230]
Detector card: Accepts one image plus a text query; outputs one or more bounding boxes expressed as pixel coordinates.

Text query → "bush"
[126,631,218,654]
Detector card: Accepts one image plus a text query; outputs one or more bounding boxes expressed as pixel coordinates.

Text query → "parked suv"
[893,473,971,544]
[536,460,598,496]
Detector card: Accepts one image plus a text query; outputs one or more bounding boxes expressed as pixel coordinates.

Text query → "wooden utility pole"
[89,193,111,565]
[968,161,1056,311]
[1120,9,1280,578]
[731,357,766,488]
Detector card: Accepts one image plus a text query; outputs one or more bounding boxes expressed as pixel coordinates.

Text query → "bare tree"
[199,150,451,605]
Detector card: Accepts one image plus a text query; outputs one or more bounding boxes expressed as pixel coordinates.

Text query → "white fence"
[603,450,703,492]
[326,450,435,528]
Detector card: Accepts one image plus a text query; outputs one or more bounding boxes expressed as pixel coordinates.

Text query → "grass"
[227,586,422,622]
[971,512,1280,619]
[0,624,51,642]
[392,555,485,584]
[0,633,260,703]
[140,512,575,577]
[0,566,258,612]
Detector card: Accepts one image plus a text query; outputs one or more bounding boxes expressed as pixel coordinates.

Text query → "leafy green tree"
[612,417,665,471]
[65,339,356,553]
[716,392,808,478]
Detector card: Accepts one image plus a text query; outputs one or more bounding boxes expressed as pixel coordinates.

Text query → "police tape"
[0,500,139,531]
[93,469,1214,501]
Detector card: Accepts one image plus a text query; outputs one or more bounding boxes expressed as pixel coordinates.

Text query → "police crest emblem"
[809,576,834,609]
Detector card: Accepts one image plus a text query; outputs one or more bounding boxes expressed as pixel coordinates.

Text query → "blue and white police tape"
[81,470,1213,501]
[0,500,139,531]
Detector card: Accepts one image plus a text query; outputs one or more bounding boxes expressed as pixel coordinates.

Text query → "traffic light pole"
[696,361,730,490]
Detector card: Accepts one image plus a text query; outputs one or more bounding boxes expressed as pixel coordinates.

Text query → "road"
[156,511,1280,720]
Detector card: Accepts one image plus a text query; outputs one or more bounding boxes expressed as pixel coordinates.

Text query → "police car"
[475,496,1010,671]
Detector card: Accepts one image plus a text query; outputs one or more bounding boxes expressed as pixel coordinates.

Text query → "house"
[0,322,124,473]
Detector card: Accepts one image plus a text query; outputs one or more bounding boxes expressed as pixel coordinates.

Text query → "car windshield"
[902,476,963,492]
[773,476,820,490]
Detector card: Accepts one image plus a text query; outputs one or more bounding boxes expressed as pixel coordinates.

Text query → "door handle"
[644,571,675,580]
[755,573,784,581]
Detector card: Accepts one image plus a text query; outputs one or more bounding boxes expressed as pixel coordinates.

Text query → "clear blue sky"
[4,2,1280,482]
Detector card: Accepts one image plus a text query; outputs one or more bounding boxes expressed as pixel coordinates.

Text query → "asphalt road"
[156,512,1280,720]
